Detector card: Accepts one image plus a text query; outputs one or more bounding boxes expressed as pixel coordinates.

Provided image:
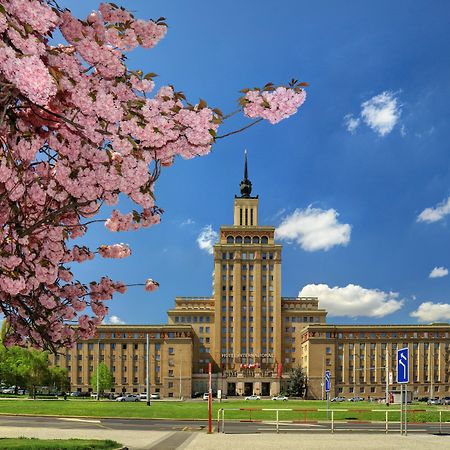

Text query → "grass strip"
[0,399,447,422]
[0,437,121,450]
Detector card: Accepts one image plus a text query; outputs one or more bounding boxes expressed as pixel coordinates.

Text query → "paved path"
[1,425,449,449]
[0,415,449,449]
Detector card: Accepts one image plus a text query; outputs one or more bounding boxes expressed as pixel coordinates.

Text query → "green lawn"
[0,438,120,450]
[0,399,448,423]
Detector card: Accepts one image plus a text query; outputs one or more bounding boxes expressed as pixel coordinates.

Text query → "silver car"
[116,394,140,402]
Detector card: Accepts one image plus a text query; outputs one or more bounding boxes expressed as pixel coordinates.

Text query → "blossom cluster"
[0,1,306,350]
[243,86,307,124]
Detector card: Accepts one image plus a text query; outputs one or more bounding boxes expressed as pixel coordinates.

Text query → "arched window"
[252,236,260,244]
[244,236,251,244]
[227,236,234,244]
[235,236,242,244]
[261,236,268,244]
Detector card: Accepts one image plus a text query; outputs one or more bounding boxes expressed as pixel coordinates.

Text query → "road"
[0,414,449,435]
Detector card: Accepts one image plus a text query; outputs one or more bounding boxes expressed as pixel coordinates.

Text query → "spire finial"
[240,150,252,197]
[244,149,248,180]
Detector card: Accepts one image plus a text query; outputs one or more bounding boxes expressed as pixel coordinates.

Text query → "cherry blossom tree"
[0,0,307,350]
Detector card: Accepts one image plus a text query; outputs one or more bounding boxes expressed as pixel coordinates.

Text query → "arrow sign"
[397,347,409,383]
[325,370,331,392]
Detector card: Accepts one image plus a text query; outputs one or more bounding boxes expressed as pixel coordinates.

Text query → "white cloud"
[417,197,450,223]
[410,302,450,323]
[180,218,195,227]
[429,266,448,278]
[275,206,351,252]
[344,114,360,133]
[361,91,401,136]
[103,315,125,325]
[345,91,401,137]
[299,284,404,318]
[197,225,218,255]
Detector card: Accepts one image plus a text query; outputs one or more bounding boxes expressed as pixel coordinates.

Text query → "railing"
[216,407,449,434]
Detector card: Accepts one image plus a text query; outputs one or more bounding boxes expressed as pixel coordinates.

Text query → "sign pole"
[397,347,409,436]
[404,384,407,436]
[325,370,330,419]
[208,362,212,433]
[399,384,403,435]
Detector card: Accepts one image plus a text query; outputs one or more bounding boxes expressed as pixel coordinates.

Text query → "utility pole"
[429,348,434,399]
[96,339,100,400]
[146,333,151,406]
[179,353,182,399]
[385,350,389,405]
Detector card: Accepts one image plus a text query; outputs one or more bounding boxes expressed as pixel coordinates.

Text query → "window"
[169,347,174,355]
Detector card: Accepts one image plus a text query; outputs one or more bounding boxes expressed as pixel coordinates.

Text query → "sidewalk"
[0,426,449,450]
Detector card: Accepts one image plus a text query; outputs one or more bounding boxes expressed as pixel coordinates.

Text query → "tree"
[0,1,307,350]
[286,367,307,398]
[90,362,113,399]
[1,322,68,396]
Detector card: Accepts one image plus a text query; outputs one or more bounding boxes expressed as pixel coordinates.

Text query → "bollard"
[439,410,442,435]
[217,409,221,433]
[276,409,279,434]
[385,410,388,434]
[331,410,334,433]
[222,408,225,434]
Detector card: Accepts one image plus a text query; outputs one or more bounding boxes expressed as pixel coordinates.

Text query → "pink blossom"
[98,243,131,259]
[145,278,159,292]
[243,87,306,124]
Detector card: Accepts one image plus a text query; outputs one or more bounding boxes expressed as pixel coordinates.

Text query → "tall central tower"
[212,152,283,374]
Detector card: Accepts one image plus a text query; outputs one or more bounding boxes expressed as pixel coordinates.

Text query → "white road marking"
[58,418,101,424]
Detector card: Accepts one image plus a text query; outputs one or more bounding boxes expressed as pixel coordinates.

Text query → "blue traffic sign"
[397,348,409,383]
[325,370,331,392]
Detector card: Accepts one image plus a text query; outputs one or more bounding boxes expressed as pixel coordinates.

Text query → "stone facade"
[51,172,450,399]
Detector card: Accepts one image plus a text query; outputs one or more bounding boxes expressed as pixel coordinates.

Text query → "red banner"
[277,362,283,378]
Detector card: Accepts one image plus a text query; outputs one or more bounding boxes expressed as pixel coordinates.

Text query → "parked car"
[139,393,148,401]
[202,392,210,400]
[418,397,429,402]
[427,398,441,405]
[441,397,450,405]
[271,395,288,401]
[150,393,160,399]
[330,396,346,402]
[90,392,98,399]
[245,395,261,401]
[0,387,16,394]
[349,397,364,402]
[116,394,140,402]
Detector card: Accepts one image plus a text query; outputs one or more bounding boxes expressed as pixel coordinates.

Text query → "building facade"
[52,156,450,399]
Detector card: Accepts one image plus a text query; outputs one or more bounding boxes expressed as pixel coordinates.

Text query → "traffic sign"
[325,370,331,392]
[397,348,409,383]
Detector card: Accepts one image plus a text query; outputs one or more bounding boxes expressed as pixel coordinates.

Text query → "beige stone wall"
[301,324,450,400]
[50,325,193,398]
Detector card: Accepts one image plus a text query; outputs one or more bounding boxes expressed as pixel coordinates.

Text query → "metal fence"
[216,407,449,434]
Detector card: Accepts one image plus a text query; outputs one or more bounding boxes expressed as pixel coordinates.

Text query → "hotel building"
[51,156,450,399]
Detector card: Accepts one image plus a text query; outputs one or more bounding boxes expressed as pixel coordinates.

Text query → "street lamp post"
[146,333,151,406]
[96,339,100,400]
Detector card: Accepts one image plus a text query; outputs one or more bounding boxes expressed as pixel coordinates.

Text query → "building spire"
[240,149,252,198]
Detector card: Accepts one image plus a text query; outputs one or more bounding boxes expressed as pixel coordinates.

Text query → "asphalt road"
[0,415,449,435]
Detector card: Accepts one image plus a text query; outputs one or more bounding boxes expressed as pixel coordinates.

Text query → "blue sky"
[61,0,450,326]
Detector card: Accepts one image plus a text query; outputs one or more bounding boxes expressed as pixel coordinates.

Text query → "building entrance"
[261,382,270,396]
[227,382,236,396]
[244,382,253,396]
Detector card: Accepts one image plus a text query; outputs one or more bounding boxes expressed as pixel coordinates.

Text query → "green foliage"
[90,362,113,395]
[0,322,69,396]
[0,437,121,449]
[286,367,307,398]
